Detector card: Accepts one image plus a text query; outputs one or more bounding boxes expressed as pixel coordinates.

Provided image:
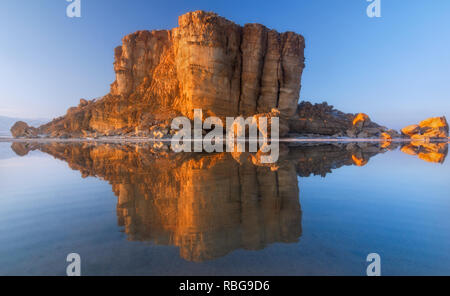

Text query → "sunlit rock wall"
[38,11,305,138]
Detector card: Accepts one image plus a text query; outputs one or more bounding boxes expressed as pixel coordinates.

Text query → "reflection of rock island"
[10,141,447,261]
[401,141,448,164]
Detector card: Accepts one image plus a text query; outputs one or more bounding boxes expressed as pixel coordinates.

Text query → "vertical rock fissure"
[237,29,244,115]
[276,61,282,108]
[275,34,284,109]
[255,30,268,112]
[129,37,137,99]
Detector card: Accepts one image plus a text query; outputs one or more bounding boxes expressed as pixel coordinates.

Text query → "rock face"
[10,121,38,138]
[418,117,449,138]
[401,124,420,136]
[30,11,305,138]
[401,116,449,140]
[288,102,399,138]
[10,10,444,139]
[289,102,354,136]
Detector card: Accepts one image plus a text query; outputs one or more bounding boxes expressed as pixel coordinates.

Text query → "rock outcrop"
[288,102,354,136]
[288,102,400,138]
[28,11,305,138]
[401,116,448,140]
[10,121,38,138]
[10,10,445,140]
[401,124,420,137]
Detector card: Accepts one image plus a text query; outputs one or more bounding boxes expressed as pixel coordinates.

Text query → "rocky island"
[9,11,449,142]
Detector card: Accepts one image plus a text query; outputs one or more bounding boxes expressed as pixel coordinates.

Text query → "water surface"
[0,140,449,275]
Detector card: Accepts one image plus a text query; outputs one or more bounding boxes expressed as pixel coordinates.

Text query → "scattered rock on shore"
[401,116,448,140]
[401,124,420,136]
[10,121,38,138]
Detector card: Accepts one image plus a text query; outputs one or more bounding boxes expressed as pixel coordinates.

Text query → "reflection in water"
[10,140,448,261]
[400,141,448,164]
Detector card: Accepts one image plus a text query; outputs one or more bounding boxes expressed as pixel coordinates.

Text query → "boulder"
[364,127,382,136]
[346,129,357,138]
[66,106,79,115]
[419,116,448,138]
[289,102,356,136]
[229,108,288,138]
[401,117,448,139]
[352,113,371,130]
[401,124,420,136]
[149,125,169,139]
[10,121,38,138]
[78,98,89,107]
[380,132,392,140]
[357,131,369,138]
[384,129,401,138]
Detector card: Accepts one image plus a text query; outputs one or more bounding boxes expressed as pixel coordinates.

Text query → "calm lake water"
[0,140,449,275]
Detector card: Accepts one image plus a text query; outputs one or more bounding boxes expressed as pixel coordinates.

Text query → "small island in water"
[8,11,449,156]
[2,8,450,276]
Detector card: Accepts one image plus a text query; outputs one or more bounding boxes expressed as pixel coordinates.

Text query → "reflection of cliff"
[10,141,399,261]
[115,154,301,262]
[13,142,303,262]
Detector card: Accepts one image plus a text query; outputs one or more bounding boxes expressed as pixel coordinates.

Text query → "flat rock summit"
[10,11,448,140]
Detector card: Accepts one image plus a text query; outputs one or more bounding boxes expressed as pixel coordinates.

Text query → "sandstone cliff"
[11,10,444,140]
[25,11,305,138]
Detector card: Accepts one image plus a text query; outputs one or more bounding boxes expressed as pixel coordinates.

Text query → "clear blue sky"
[1,0,449,129]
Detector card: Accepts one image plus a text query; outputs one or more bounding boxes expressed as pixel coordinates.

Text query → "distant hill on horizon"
[0,115,48,137]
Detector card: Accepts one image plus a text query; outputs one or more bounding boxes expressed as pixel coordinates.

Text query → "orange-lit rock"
[401,116,448,139]
[401,145,418,156]
[419,116,448,130]
[380,132,392,140]
[14,11,305,138]
[401,124,420,136]
[351,154,368,166]
[380,132,392,148]
[352,113,370,128]
[380,141,392,149]
[418,152,446,164]
[401,142,448,164]
[410,134,429,141]
[421,129,448,138]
